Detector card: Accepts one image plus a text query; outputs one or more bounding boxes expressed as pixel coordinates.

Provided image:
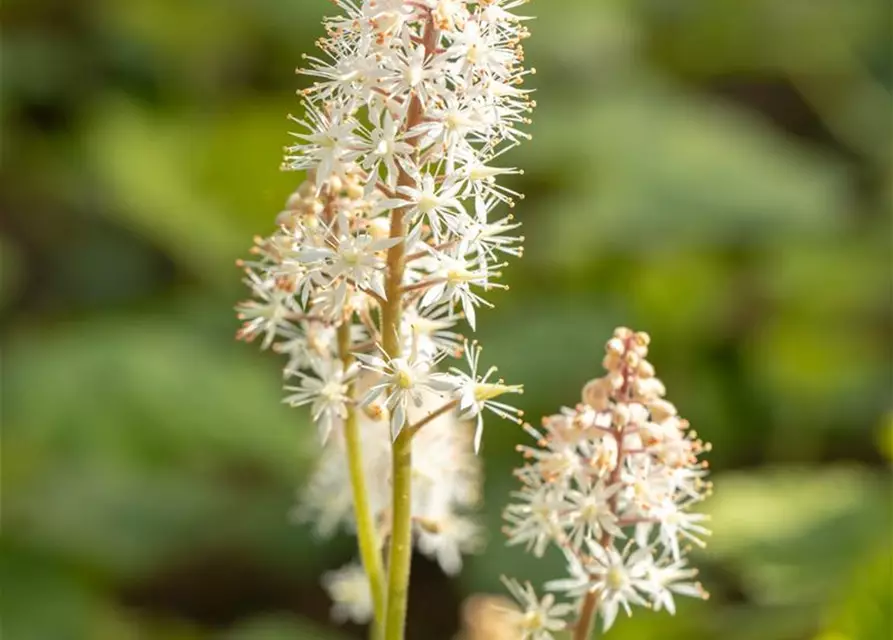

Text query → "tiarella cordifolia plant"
[502,328,713,639]
[235,1,533,637]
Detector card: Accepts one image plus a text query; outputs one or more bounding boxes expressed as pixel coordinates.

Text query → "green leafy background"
[2,1,891,639]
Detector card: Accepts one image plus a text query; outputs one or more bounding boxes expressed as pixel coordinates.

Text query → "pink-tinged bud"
[613,326,633,341]
[606,337,625,356]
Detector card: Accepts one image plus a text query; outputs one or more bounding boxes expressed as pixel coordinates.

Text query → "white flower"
[447,341,524,452]
[302,48,384,103]
[283,359,357,443]
[503,475,565,558]
[547,544,652,632]
[356,346,453,437]
[285,104,359,186]
[414,95,484,166]
[642,555,707,615]
[562,480,625,550]
[301,231,400,302]
[322,563,373,624]
[384,33,443,108]
[360,108,413,189]
[402,303,462,359]
[235,270,296,349]
[274,320,338,376]
[417,514,483,576]
[457,196,524,260]
[398,174,465,239]
[650,500,711,561]
[501,577,574,640]
[431,0,470,32]
[419,245,502,329]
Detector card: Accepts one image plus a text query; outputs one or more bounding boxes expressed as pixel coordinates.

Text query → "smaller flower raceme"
[502,328,713,637]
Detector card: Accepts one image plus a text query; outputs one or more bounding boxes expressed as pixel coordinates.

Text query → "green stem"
[383,427,413,639]
[381,164,412,638]
[337,325,386,634]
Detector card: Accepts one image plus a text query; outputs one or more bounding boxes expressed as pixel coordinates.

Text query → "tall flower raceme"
[502,328,713,639]
[235,1,534,637]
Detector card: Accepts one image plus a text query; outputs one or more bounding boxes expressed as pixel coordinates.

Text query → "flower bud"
[582,377,611,410]
[367,217,391,241]
[606,337,625,356]
[276,209,297,228]
[637,359,655,379]
[613,326,633,341]
[286,191,305,210]
[636,376,666,399]
[649,399,677,422]
[602,352,622,373]
[327,175,344,194]
[628,402,649,425]
[298,179,316,198]
[612,403,630,428]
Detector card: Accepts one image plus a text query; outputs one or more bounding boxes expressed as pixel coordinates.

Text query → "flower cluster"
[236,0,534,626]
[299,375,484,586]
[289,0,535,322]
[502,328,712,637]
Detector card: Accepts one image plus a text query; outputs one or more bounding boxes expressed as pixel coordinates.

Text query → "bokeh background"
[3,1,892,639]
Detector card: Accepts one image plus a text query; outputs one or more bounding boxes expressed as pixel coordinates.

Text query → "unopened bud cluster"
[502,328,712,636]
[235,0,534,625]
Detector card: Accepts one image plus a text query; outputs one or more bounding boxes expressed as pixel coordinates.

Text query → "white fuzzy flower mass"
[235,0,534,625]
[299,381,485,581]
[502,328,713,633]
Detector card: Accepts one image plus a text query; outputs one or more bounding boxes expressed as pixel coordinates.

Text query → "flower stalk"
[338,322,387,631]
[573,340,634,640]
[381,13,437,637]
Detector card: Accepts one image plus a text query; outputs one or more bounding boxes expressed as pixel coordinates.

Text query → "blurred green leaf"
[0,540,148,640]
[705,467,891,606]
[83,100,298,288]
[520,81,849,268]
[817,547,893,640]
[217,615,348,640]
[4,312,322,580]
[879,414,893,463]
[0,233,24,313]
[638,0,889,74]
